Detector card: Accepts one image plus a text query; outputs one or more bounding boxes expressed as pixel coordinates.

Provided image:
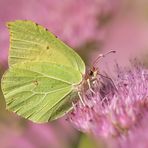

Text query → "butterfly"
[1,20,115,123]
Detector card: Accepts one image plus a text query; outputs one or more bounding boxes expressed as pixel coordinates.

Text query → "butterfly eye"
[89,70,94,76]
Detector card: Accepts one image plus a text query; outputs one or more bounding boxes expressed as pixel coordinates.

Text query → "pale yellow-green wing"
[2,62,82,123]
[7,20,85,74]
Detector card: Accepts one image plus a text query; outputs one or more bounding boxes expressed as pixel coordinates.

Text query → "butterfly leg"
[87,78,96,94]
[78,91,85,106]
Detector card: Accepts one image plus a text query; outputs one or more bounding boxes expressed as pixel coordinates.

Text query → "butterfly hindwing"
[2,62,82,122]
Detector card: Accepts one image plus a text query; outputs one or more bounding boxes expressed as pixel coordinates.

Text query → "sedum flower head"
[118,113,148,148]
[68,63,148,143]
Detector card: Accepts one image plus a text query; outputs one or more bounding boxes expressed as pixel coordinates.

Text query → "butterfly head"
[88,66,98,79]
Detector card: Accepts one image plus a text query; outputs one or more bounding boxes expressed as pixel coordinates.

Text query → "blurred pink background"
[0,0,148,148]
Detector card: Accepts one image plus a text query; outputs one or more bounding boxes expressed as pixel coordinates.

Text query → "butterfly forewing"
[8,20,85,74]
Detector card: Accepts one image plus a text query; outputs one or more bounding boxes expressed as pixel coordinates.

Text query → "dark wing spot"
[33,80,38,86]
[35,23,39,26]
[46,46,49,50]
[45,28,48,31]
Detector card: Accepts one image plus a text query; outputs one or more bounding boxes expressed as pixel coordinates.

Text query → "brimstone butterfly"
[1,20,112,123]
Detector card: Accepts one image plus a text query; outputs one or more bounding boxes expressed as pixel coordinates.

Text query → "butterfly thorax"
[87,66,98,80]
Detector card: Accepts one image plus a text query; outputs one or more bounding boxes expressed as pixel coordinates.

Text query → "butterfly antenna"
[93,50,116,66]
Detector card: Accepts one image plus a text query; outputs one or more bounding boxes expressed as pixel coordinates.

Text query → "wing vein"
[14,68,72,85]
[36,88,73,121]
[11,38,45,47]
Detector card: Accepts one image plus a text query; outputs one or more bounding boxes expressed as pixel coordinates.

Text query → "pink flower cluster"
[119,113,148,148]
[68,63,148,147]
